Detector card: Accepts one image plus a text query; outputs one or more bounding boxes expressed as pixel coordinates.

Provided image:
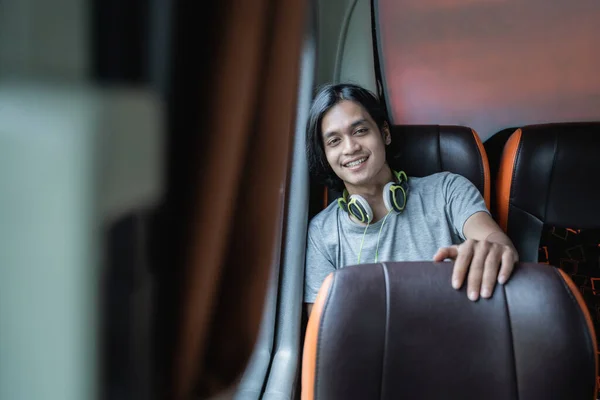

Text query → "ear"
[382,122,391,145]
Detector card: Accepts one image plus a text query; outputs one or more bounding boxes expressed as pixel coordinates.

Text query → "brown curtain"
[170,0,306,398]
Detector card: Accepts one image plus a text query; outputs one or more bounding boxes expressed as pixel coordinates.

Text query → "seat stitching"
[508,130,524,230]
[502,282,520,400]
[314,274,337,399]
[379,263,391,399]
[471,129,486,198]
[553,267,596,395]
[541,131,558,223]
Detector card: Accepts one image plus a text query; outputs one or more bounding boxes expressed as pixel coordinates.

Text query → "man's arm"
[304,221,335,310]
[433,211,519,301]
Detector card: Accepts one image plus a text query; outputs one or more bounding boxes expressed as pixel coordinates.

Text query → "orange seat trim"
[496,129,522,232]
[472,128,491,210]
[301,273,334,400]
[557,269,599,399]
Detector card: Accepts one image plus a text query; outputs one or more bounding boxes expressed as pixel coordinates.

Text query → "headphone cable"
[374,209,393,263]
[356,221,370,264]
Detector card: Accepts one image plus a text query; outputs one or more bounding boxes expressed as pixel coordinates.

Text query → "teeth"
[345,158,366,167]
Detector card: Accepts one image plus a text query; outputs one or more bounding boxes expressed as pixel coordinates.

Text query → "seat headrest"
[388,125,489,201]
[325,125,490,209]
[302,262,597,400]
[497,122,600,231]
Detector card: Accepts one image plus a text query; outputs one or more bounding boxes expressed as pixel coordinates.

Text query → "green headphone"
[337,170,409,224]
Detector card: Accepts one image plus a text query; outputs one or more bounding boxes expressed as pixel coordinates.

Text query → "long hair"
[306,83,392,192]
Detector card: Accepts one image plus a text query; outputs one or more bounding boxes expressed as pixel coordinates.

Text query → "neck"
[346,165,394,223]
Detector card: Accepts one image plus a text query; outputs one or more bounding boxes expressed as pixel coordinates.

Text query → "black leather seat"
[301,261,597,400]
[496,122,600,262]
[495,122,600,389]
[324,125,491,209]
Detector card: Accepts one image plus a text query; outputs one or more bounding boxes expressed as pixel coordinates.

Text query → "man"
[304,83,518,316]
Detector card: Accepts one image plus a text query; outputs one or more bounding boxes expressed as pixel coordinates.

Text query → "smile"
[344,157,368,168]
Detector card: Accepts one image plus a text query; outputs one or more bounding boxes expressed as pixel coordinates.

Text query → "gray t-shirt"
[304,172,490,303]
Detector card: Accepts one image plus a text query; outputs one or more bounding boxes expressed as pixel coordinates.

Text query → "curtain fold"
[173,0,306,398]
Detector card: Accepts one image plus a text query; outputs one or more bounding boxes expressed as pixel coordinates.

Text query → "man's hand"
[433,238,518,301]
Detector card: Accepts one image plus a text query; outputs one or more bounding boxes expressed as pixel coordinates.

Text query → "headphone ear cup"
[337,189,351,212]
[395,170,408,184]
[347,194,373,224]
[337,196,348,212]
[386,183,408,213]
[383,181,395,212]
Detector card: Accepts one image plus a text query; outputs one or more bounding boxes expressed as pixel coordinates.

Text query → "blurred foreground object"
[0,82,164,400]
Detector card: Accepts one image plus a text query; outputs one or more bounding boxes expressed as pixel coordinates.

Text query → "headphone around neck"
[337,170,409,224]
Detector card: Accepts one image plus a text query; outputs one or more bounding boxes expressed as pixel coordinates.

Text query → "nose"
[342,135,361,154]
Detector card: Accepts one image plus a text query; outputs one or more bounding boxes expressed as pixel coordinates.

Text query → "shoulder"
[407,171,453,193]
[409,171,474,192]
[308,200,340,236]
[407,172,481,207]
[409,171,464,183]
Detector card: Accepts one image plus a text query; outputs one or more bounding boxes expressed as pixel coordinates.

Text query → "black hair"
[306,83,392,192]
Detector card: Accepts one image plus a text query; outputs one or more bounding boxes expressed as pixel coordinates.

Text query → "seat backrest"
[496,122,600,262]
[324,124,490,209]
[302,262,597,400]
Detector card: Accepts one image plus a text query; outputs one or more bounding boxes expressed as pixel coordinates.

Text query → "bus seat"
[496,122,600,388]
[323,125,490,210]
[301,261,597,400]
[496,122,600,261]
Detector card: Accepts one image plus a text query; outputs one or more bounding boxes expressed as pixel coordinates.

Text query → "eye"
[354,127,368,135]
[326,137,340,146]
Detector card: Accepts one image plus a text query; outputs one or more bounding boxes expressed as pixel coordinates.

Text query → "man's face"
[321,100,391,191]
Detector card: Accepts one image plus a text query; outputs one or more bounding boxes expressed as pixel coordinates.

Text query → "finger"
[466,241,490,301]
[433,246,458,262]
[498,247,517,284]
[480,246,502,299]
[451,240,474,290]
